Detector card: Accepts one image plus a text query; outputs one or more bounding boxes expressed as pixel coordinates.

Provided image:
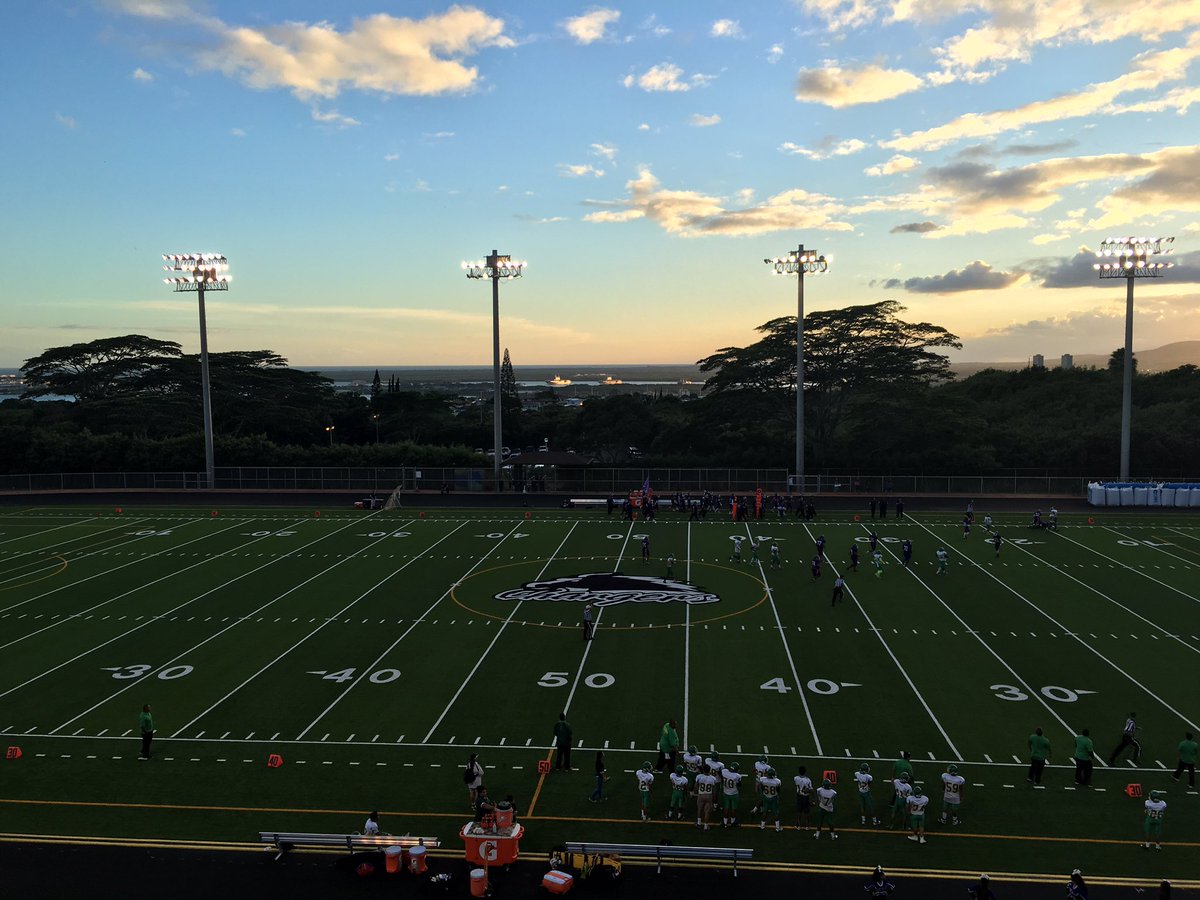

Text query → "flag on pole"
[642,474,652,499]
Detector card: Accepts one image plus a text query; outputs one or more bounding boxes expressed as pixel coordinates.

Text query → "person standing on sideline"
[879,498,888,520]
[694,764,717,830]
[138,704,155,759]
[892,751,914,782]
[895,499,905,520]
[657,719,680,772]
[1073,729,1095,786]
[1028,727,1051,784]
[606,495,614,515]
[464,753,484,807]
[905,786,928,844]
[636,762,655,821]
[641,534,651,564]
[869,498,877,519]
[794,765,814,831]
[553,713,574,771]
[1109,712,1142,765]
[363,810,381,836]
[831,575,845,607]
[1142,790,1166,851]
[590,750,607,802]
[666,553,676,580]
[814,778,837,840]
[582,603,594,642]
[1172,731,1197,786]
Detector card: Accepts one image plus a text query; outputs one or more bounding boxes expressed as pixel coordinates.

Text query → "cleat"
[907,835,918,842]
[919,837,927,844]
[831,833,838,840]
[759,822,765,830]
[775,824,782,833]
[813,831,820,840]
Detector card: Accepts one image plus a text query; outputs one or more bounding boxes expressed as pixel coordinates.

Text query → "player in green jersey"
[1142,790,1166,851]
[668,765,688,820]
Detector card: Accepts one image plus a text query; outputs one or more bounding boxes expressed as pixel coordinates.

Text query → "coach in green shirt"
[139,703,155,759]
[1072,729,1094,787]
[553,713,574,771]
[1173,731,1197,787]
[892,751,913,781]
[1027,728,1051,785]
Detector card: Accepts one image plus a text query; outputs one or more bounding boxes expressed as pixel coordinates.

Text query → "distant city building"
[1061,353,1073,370]
[1031,354,1045,369]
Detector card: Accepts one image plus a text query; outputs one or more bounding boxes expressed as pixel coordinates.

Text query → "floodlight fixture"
[162,252,229,490]
[763,244,831,493]
[1093,234,1176,478]
[461,250,527,490]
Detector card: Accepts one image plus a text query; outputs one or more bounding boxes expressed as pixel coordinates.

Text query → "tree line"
[2,303,1198,477]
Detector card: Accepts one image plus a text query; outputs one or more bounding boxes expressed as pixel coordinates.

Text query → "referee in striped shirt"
[1108,712,1141,766]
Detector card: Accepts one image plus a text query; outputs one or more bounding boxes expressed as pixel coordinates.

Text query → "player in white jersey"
[936,547,949,575]
[758,767,783,832]
[681,745,703,794]
[729,536,744,563]
[814,779,838,840]
[705,751,724,784]
[983,514,993,530]
[854,763,880,826]
[750,755,771,814]
[906,786,929,843]
[694,770,718,830]
[793,766,814,831]
[636,762,655,821]
[1143,790,1166,851]
[940,764,965,825]
[888,773,912,829]
[668,766,689,820]
[720,762,743,827]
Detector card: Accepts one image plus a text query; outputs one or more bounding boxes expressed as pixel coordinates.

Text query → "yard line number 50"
[539,672,615,689]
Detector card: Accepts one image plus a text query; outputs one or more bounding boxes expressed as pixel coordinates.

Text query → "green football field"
[0,502,1197,885]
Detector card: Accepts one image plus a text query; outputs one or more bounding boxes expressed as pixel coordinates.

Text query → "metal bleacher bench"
[561,498,608,508]
[258,831,439,861]
[564,841,753,877]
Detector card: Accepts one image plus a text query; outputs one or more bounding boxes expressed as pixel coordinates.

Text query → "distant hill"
[950,341,1200,378]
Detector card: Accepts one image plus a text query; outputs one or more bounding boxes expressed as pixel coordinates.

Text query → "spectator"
[590,751,607,802]
[967,874,996,899]
[363,810,381,836]
[473,785,496,822]
[863,865,896,896]
[464,753,484,807]
[553,713,574,771]
[1065,869,1088,899]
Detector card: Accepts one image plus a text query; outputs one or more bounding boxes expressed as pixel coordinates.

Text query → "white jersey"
[942,772,965,803]
[907,794,929,816]
[695,773,717,797]
[754,760,771,778]
[759,776,781,798]
[682,751,703,774]
[1145,798,1167,820]
[816,786,836,812]
[720,768,743,795]
[363,818,380,836]
[705,757,724,779]
[854,771,873,794]
[794,775,814,797]
[983,515,992,528]
[669,772,689,791]
[892,779,912,802]
[636,770,654,793]
[936,549,948,563]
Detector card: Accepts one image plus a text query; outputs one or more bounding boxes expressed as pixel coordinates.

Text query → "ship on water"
[547,375,572,386]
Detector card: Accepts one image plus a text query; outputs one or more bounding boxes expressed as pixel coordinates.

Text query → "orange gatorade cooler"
[384,845,403,874]
[543,870,574,893]
[494,801,514,830]
[408,844,427,874]
[470,868,488,897]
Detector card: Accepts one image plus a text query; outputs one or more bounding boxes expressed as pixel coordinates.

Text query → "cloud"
[796,0,878,30]
[637,122,650,131]
[889,221,941,234]
[641,14,671,37]
[563,8,620,44]
[1090,145,1200,229]
[711,19,742,38]
[623,63,713,92]
[690,113,721,127]
[767,44,783,63]
[582,166,855,237]
[384,152,399,161]
[423,131,455,139]
[116,4,514,103]
[55,112,77,129]
[230,127,246,137]
[310,106,360,127]
[780,137,867,160]
[884,38,1200,152]
[1003,139,1078,156]
[132,67,155,82]
[875,260,1024,293]
[1026,246,1200,289]
[589,142,617,162]
[794,62,923,107]
[558,163,605,178]
[865,154,920,176]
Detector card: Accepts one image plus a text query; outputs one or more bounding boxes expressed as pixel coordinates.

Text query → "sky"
[1,0,1198,368]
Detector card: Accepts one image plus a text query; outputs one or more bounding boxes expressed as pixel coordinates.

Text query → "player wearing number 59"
[138,703,155,759]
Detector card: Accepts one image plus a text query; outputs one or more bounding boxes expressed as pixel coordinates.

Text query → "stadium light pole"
[764,245,829,494]
[163,253,229,490]
[325,424,335,447]
[462,251,526,490]
[1093,236,1175,479]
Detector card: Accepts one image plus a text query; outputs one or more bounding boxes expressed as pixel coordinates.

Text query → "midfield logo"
[495,573,719,608]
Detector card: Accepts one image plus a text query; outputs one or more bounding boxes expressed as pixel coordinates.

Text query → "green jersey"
[139,711,154,734]
[1073,733,1094,760]
[554,719,573,745]
[1028,733,1051,761]
[1179,739,1198,764]
[892,758,913,781]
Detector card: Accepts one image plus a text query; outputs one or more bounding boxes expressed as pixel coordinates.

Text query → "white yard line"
[869,526,1085,748]
[0,515,148,585]
[166,518,462,739]
[41,512,395,732]
[1167,527,1200,545]
[683,520,692,748]
[561,522,634,716]
[0,516,188,615]
[800,523,961,761]
[908,516,1200,733]
[1090,526,1200,605]
[0,517,248,656]
[418,522,577,743]
[751,524,825,757]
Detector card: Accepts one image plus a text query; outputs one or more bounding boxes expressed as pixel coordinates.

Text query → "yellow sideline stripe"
[0,831,1195,889]
[525,749,555,817]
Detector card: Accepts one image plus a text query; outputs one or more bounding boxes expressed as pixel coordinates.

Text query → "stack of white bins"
[1087,482,1200,506]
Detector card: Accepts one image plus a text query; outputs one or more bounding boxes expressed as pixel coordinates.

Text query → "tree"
[500,348,519,407]
[1108,347,1138,374]
[697,301,960,462]
[21,335,183,401]
[371,369,383,405]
